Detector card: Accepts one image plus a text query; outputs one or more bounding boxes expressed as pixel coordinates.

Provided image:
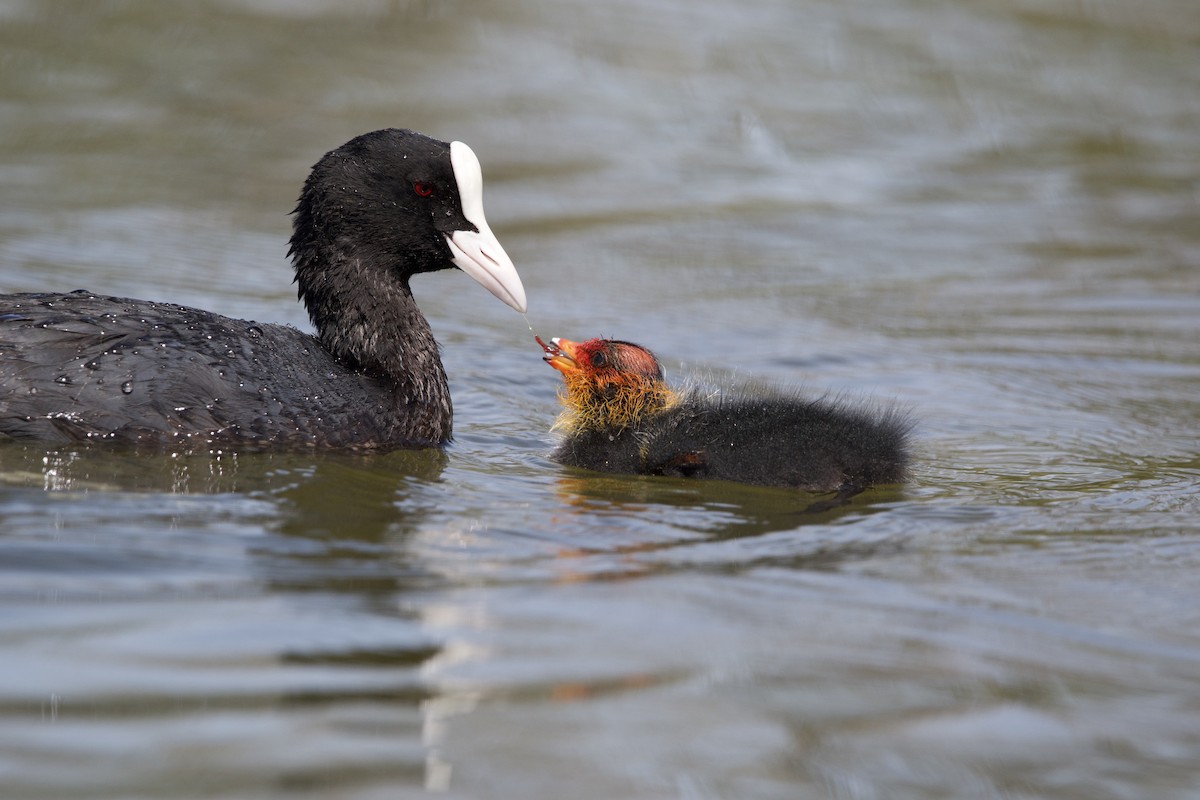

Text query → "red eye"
[413,181,434,197]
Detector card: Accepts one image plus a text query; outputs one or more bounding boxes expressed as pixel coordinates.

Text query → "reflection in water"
[418,615,489,792]
[0,440,462,794]
[0,441,448,498]
[0,443,262,494]
[405,465,919,792]
[260,449,448,602]
[270,449,447,541]
[547,470,910,567]
[257,450,457,791]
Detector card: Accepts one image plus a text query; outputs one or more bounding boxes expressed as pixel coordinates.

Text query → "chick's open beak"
[540,336,581,374]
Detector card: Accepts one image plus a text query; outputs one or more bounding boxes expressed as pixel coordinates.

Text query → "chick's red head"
[544,338,661,383]
[539,336,672,431]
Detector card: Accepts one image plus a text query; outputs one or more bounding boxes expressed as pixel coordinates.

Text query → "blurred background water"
[1,0,1198,797]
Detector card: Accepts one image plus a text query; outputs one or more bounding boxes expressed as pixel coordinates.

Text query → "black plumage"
[1,129,526,449]
[543,337,912,495]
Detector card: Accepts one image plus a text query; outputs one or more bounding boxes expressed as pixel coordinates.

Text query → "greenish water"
[2,1,1198,797]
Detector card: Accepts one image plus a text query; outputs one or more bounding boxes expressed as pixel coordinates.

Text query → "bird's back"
[640,387,912,492]
[0,291,409,448]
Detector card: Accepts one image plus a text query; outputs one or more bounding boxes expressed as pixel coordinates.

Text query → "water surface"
[2,0,1199,797]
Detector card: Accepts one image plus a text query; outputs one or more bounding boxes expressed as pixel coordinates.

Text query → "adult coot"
[0,129,527,449]
[541,336,911,497]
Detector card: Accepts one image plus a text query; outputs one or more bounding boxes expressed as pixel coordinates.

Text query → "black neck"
[294,246,452,442]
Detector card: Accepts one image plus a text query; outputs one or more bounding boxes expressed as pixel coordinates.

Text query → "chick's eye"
[590,351,607,368]
[413,181,434,197]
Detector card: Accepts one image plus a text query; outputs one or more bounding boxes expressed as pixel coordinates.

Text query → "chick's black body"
[545,337,911,495]
[554,385,911,493]
[1,129,526,449]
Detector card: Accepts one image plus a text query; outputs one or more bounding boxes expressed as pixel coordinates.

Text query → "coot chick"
[1,129,526,449]
[542,337,911,496]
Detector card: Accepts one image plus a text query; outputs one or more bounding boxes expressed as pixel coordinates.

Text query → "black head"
[288,128,525,318]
